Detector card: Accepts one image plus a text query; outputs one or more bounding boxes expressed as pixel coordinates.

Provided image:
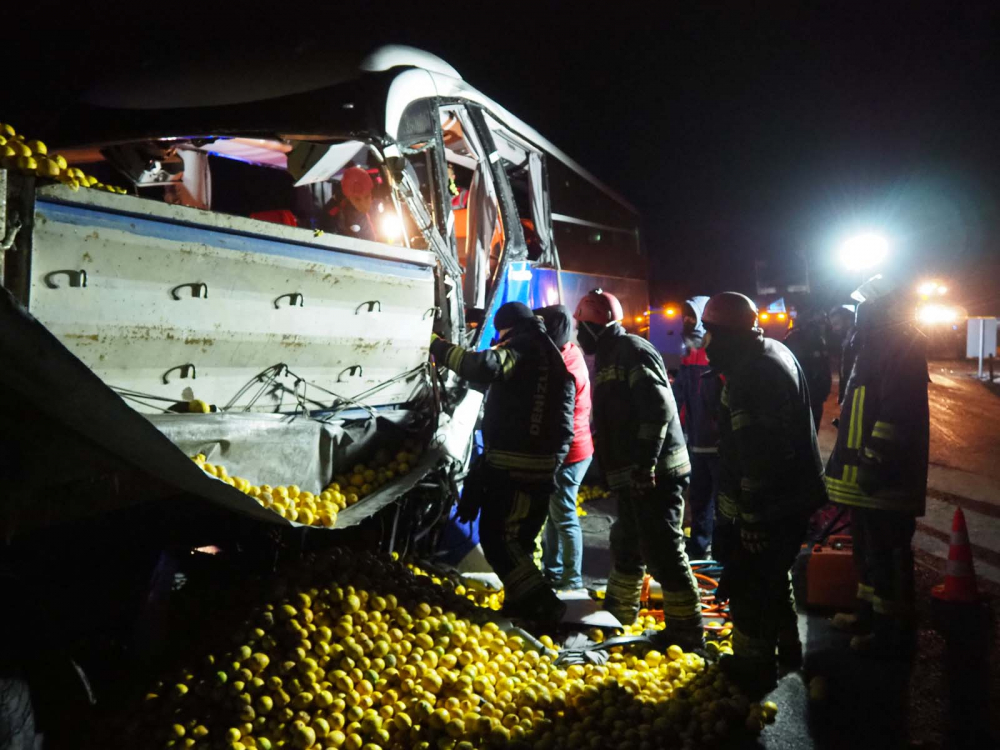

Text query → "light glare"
[839,233,889,271]
[916,304,959,325]
[380,213,404,241]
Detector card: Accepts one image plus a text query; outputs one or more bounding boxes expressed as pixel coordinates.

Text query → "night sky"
[10,2,1000,312]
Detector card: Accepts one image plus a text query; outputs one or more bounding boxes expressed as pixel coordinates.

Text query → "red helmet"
[341,167,374,198]
[702,292,759,331]
[574,289,624,325]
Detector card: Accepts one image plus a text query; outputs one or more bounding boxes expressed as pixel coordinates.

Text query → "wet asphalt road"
[577,359,1000,748]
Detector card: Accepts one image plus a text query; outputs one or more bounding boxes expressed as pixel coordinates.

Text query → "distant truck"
[755,252,810,339]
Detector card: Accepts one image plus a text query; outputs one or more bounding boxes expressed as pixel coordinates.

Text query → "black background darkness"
[7,1,1000,312]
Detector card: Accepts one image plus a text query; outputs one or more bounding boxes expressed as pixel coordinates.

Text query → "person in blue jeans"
[674,296,724,560]
[535,305,594,591]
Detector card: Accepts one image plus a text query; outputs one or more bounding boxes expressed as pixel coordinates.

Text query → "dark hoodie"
[674,296,722,452]
[535,305,594,464]
[534,305,572,349]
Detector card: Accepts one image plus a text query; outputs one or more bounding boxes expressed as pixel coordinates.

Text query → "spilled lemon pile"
[0,120,126,192]
[135,549,774,750]
[574,485,608,518]
[405,561,503,612]
[191,440,425,531]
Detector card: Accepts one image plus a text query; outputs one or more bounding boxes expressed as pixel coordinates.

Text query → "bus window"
[483,113,552,263]
[440,106,503,312]
[552,219,643,278]
[398,98,445,237]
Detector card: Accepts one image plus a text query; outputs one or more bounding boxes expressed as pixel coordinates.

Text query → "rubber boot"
[644,625,706,654]
[502,586,567,628]
[604,598,639,628]
[604,570,643,628]
[717,653,777,698]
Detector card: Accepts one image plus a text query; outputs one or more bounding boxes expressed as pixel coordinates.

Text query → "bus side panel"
[29,197,436,412]
[557,270,649,330]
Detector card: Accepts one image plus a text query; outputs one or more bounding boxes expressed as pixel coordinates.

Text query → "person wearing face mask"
[573,290,704,649]
[702,292,827,694]
[430,301,575,625]
[674,296,724,561]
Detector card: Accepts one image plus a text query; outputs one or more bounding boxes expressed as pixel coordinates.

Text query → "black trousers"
[851,506,917,643]
[606,474,703,635]
[728,515,807,661]
[478,469,556,612]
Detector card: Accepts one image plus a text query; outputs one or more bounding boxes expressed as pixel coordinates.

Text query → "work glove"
[456,488,481,523]
[629,465,656,494]
[457,458,486,523]
[857,449,885,496]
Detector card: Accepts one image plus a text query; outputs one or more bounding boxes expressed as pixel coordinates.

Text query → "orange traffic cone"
[931,508,979,603]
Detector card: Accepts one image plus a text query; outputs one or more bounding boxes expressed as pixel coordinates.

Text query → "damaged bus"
[1,44,645,544]
[0,45,647,739]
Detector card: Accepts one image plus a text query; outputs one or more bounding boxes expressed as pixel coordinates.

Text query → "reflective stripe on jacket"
[825,320,928,515]
[431,319,574,483]
[592,323,690,490]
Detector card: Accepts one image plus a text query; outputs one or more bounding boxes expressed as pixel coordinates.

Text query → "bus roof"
[50,45,635,217]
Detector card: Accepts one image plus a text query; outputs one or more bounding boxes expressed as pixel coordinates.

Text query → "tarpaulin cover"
[0,286,441,533]
[146,413,360,500]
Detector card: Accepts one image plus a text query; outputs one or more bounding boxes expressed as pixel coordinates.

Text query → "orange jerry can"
[806,535,859,610]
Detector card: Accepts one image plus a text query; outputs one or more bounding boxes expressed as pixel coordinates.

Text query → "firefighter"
[826,275,928,658]
[783,305,833,430]
[702,292,827,693]
[430,301,575,625]
[574,290,704,648]
[674,296,724,560]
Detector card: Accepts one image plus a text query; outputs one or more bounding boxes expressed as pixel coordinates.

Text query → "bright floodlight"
[916,304,958,325]
[917,281,938,296]
[839,233,889,271]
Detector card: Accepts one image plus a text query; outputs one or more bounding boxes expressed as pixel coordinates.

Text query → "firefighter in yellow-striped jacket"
[431,301,575,626]
[827,275,929,658]
[703,292,827,695]
[574,290,704,650]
